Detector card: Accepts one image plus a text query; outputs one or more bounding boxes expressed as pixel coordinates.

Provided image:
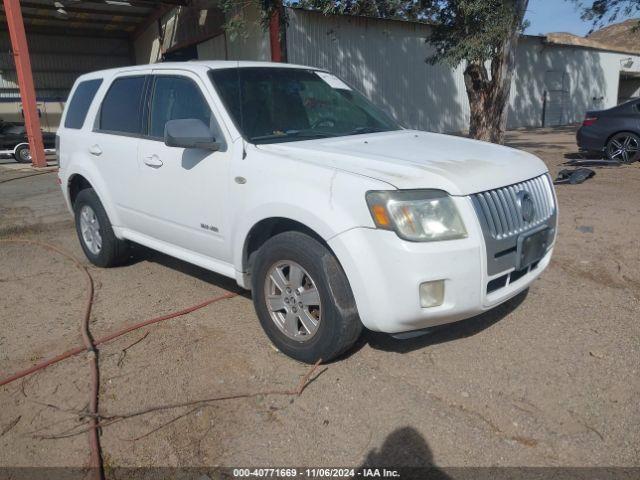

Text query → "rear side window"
[64,79,102,129]
[99,76,146,135]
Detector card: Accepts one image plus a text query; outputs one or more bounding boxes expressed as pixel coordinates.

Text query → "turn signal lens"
[371,204,391,228]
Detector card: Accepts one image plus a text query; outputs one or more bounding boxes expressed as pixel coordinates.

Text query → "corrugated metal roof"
[0,0,188,38]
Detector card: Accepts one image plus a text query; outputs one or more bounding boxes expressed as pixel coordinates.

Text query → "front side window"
[209,67,400,144]
[65,79,102,129]
[99,76,146,135]
[149,76,216,139]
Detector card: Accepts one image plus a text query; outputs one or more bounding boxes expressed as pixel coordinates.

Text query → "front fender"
[231,169,393,286]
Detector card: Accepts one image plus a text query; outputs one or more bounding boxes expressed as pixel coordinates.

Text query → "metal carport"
[0,0,186,167]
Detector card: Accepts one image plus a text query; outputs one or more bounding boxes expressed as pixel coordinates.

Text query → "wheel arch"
[605,130,640,146]
[13,142,29,155]
[239,216,341,289]
[68,173,94,206]
[64,169,123,235]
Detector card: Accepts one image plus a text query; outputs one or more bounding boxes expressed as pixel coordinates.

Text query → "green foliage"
[287,1,529,67]
[289,0,430,19]
[424,1,528,67]
[219,0,277,41]
[220,0,529,67]
[579,0,640,28]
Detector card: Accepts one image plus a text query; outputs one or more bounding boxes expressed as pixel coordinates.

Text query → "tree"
[424,1,529,143]
[292,0,529,143]
[225,0,529,143]
[578,0,640,29]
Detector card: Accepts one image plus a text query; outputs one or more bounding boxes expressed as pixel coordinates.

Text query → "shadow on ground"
[359,427,450,479]
[128,244,248,297]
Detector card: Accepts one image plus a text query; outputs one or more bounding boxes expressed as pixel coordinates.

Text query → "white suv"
[57,61,557,363]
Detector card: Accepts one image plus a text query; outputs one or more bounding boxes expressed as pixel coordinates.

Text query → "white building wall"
[223,8,271,61]
[286,8,639,133]
[508,37,638,128]
[133,5,271,64]
[286,8,469,132]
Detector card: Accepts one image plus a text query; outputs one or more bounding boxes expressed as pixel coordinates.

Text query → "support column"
[269,0,286,62]
[3,0,46,168]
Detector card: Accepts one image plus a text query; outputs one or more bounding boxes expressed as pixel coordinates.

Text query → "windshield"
[209,67,400,144]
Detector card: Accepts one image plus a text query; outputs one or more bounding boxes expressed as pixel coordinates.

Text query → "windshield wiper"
[250,129,335,143]
[346,126,387,135]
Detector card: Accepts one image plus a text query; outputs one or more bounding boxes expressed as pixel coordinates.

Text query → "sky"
[524,0,636,36]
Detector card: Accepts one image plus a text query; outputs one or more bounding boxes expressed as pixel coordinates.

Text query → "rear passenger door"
[92,73,150,228]
[135,70,232,263]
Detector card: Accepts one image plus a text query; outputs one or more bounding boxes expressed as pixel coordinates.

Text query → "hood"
[258,130,548,195]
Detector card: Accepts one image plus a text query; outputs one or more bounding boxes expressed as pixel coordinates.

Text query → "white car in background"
[57,61,557,363]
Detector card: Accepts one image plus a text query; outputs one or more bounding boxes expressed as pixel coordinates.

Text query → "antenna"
[237,60,247,159]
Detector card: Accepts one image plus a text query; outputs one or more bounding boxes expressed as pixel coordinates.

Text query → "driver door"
[135,70,232,263]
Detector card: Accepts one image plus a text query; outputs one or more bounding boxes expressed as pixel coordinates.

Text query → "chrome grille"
[471,174,556,240]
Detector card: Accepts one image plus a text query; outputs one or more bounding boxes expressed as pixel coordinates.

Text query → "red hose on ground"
[0,239,237,479]
[1,239,102,477]
[0,293,236,388]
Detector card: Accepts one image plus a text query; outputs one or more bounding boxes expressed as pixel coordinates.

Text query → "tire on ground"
[251,231,363,363]
[606,132,640,163]
[74,188,129,268]
[14,144,31,164]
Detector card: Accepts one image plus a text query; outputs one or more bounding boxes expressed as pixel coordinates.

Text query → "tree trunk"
[463,0,529,144]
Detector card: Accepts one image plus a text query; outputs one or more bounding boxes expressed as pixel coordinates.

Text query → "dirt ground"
[0,127,638,471]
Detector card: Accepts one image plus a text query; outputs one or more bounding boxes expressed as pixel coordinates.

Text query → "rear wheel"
[251,231,363,363]
[14,144,31,164]
[74,188,129,267]
[606,132,639,163]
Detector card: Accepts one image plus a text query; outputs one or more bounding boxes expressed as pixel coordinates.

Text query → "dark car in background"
[0,120,56,163]
[577,98,640,163]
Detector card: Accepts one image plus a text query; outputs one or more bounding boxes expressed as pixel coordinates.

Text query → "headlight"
[366,190,467,242]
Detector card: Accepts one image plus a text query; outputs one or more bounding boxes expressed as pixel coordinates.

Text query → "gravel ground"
[0,127,638,471]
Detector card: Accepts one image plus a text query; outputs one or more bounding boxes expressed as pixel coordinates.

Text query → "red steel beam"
[269,1,284,62]
[3,0,46,168]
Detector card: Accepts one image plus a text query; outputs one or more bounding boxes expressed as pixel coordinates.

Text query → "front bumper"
[328,196,554,334]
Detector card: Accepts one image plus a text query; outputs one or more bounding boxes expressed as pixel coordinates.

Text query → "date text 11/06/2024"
[233,468,401,478]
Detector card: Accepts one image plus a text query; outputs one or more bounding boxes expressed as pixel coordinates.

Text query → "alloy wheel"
[607,133,639,163]
[19,148,31,162]
[79,205,102,255]
[264,261,322,341]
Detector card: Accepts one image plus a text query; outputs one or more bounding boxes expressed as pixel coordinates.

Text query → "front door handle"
[143,154,163,168]
[89,145,102,156]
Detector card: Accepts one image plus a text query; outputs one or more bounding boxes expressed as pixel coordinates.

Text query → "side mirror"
[164,118,220,151]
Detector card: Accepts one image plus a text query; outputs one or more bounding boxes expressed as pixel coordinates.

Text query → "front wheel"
[606,132,639,163]
[251,231,363,363]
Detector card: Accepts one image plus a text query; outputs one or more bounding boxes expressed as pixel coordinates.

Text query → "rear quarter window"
[64,79,102,129]
[98,76,147,135]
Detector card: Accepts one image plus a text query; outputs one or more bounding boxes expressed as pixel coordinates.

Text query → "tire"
[74,188,129,268]
[251,231,363,363]
[606,132,640,163]
[14,144,31,164]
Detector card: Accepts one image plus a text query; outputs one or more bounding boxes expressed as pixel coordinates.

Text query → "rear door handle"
[88,145,102,156]
[143,154,163,168]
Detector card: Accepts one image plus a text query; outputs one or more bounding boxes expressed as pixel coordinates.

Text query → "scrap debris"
[554,168,596,185]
